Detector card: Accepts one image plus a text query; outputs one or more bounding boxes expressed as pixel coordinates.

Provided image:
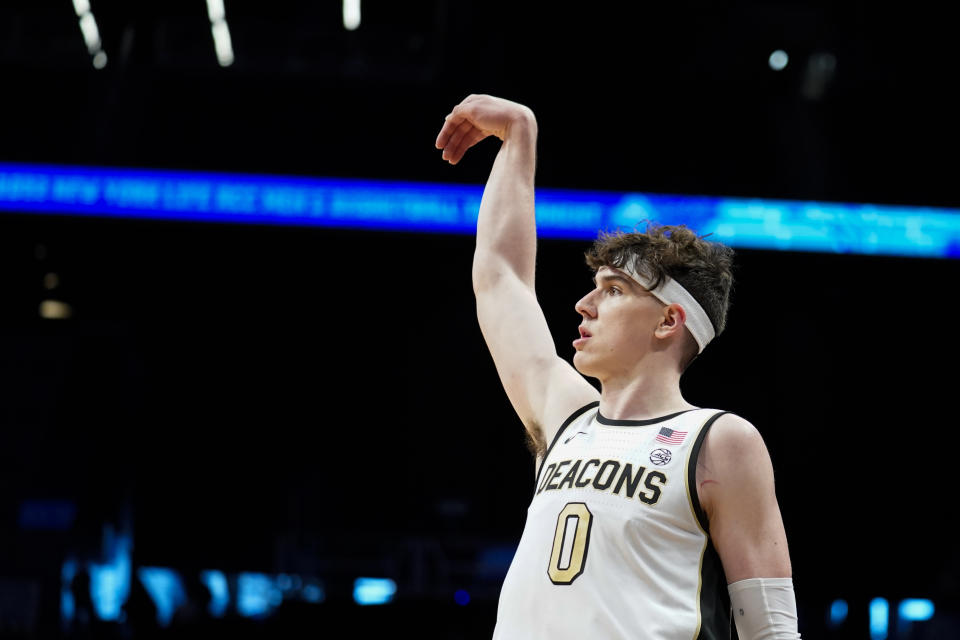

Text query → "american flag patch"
[656,427,688,445]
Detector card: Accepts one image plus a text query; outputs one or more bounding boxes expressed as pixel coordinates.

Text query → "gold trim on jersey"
[684,410,719,640]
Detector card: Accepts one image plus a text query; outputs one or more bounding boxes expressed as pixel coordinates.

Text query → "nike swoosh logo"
[564,431,589,444]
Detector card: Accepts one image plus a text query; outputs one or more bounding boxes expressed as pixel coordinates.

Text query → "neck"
[597,364,694,421]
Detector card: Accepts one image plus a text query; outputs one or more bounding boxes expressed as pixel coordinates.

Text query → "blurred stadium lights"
[88,525,133,621]
[302,582,325,603]
[57,529,131,628]
[898,599,934,622]
[3,162,960,259]
[200,570,230,617]
[206,0,234,67]
[0,2,445,83]
[39,299,73,320]
[236,572,284,618]
[353,577,397,606]
[870,597,889,640]
[768,49,789,71]
[897,599,935,637]
[343,0,361,31]
[828,597,936,638]
[137,567,186,627]
[71,0,107,69]
[829,599,848,627]
[73,564,325,627]
[60,557,78,630]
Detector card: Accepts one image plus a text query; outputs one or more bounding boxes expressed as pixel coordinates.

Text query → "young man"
[435,94,801,640]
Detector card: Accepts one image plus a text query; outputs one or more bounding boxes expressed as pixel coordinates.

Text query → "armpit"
[525,423,546,459]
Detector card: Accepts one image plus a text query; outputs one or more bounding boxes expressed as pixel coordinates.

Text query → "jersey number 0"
[548,502,593,585]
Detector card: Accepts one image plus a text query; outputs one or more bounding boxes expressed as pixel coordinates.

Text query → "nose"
[575,289,597,318]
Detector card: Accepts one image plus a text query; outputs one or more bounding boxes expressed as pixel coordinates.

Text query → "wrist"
[503,107,537,142]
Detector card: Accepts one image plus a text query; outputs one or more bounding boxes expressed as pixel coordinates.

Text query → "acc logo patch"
[649,448,672,466]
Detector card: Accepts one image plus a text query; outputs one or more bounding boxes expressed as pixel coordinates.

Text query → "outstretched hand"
[435,94,536,165]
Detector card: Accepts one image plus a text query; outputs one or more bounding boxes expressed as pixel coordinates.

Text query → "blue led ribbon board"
[2,162,959,259]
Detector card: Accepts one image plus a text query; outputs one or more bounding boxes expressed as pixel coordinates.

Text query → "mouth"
[573,327,592,351]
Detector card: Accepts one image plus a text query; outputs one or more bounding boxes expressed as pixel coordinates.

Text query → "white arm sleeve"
[728,577,801,640]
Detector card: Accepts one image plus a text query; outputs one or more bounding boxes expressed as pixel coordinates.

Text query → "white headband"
[620,263,716,354]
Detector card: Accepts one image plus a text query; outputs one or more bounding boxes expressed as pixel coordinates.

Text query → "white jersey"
[493,402,732,640]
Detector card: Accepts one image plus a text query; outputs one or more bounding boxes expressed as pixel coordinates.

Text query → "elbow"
[472,265,503,297]
[471,249,508,295]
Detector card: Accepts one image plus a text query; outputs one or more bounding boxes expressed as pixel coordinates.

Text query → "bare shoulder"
[698,413,776,514]
[698,412,792,581]
[701,413,768,463]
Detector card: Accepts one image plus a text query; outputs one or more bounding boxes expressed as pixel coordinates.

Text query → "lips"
[573,326,592,350]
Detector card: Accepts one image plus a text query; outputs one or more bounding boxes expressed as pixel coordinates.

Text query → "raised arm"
[435,95,598,456]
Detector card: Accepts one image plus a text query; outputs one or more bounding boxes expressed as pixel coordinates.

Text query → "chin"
[572,351,599,378]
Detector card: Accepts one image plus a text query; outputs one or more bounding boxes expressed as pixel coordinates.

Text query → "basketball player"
[435,94,801,639]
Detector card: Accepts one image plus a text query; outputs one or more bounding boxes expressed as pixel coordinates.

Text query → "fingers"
[434,112,463,150]
[434,95,492,164]
[441,117,482,164]
[435,97,473,147]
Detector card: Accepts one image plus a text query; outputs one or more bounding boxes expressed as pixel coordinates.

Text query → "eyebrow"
[592,272,635,288]
[592,271,658,297]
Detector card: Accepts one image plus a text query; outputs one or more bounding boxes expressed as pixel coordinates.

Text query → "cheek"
[596,321,636,352]
[615,327,648,352]
[604,309,657,350]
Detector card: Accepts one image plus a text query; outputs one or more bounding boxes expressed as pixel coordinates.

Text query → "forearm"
[472,110,538,293]
[729,578,802,639]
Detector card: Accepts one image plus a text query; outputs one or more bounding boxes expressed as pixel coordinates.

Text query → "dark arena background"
[2,2,960,639]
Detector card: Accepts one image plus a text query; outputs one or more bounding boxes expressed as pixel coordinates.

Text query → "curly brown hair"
[584,222,735,340]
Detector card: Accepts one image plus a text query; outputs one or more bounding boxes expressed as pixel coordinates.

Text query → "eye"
[605,285,621,296]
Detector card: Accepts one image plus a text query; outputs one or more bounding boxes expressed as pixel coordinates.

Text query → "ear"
[654,303,687,340]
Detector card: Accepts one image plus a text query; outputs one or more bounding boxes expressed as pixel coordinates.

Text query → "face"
[572,266,667,380]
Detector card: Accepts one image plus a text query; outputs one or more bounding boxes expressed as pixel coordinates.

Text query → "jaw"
[574,343,654,386]
[572,349,605,381]
[572,349,589,373]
